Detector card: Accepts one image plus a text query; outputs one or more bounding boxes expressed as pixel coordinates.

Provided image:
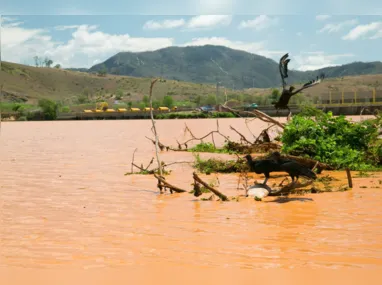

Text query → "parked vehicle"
[199,105,215,112]
[243,103,258,111]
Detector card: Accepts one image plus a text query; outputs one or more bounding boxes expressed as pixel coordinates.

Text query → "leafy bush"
[38,99,58,120]
[115,89,123,100]
[193,154,247,174]
[162,95,174,108]
[188,142,236,154]
[77,94,89,104]
[152,100,161,109]
[281,107,381,170]
[17,116,27,121]
[60,106,71,113]
[189,142,217,152]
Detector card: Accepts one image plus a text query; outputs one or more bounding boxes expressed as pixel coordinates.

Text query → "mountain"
[88,45,382,89]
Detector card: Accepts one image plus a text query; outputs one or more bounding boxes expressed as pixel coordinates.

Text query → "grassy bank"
[154,111,236,119]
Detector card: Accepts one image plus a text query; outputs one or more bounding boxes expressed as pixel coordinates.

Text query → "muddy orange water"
[1,117,381,282]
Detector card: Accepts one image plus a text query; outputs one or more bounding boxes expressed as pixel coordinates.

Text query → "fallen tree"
[124,80,381,202]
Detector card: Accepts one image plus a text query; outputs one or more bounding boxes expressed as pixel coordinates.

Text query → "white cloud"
[142,15,232,31]
[143,19,186,30]
[1,16,17,23]
[181,37,285,59]
[316,15,331,21]
[318,19,358,34]
[1,19,49,48]
[238,15,278,30]
[342,21,382,40]
[186,15,232,29]
[296,32,303,36]
[370,29,382,39]
[54,25,82,31]
[292,51,354,71]
[1,19,174,68]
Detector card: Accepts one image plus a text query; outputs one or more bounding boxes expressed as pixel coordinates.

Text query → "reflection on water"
[0,118,381,271]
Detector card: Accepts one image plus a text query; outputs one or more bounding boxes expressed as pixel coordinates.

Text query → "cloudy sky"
[1,1,381,71]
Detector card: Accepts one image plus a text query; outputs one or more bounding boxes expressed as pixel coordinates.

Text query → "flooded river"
[1,118,381,282]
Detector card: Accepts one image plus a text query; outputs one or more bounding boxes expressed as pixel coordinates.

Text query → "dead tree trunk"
[148,78,162,181]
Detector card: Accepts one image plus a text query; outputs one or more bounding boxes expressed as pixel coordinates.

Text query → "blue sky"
[1,5,382,70]
[1,0,381,15]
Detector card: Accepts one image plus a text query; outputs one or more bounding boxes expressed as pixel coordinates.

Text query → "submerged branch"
[193,172,229,201]
[154,174,187,193]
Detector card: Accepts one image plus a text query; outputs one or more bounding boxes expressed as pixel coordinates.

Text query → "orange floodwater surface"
[0,117,381,284]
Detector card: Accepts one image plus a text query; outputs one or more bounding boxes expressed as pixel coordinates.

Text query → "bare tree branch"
[131,148,138,173]
[220,104,286,129]
[154,174,188,193]
[229,125,252,144]
[193,172,229,201]
[148,78,162,178]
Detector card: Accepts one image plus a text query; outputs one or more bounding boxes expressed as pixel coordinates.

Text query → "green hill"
[88,45,382,89]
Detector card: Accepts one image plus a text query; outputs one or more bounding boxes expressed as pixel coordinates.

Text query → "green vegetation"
[2,59,382,119]
[193,154,247,175]
[155,112,236,119]
[188,142,238,154]
[162,95,174,108]
[281,107,382,170]
[38,98,59,120]
[0,102,36,112]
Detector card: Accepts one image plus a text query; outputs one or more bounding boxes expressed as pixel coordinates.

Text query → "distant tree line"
[33,56,61,69]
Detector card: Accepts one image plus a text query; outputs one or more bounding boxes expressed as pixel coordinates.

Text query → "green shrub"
[17,116,27,121]
[38,98,58,120]
[60,106,71,113]
[281,107,381,170]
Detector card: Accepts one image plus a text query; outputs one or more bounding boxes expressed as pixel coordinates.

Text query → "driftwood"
[193,172,229,201]
[268,180,314,196]
[154,173,187,193]
[126,148,192,175]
